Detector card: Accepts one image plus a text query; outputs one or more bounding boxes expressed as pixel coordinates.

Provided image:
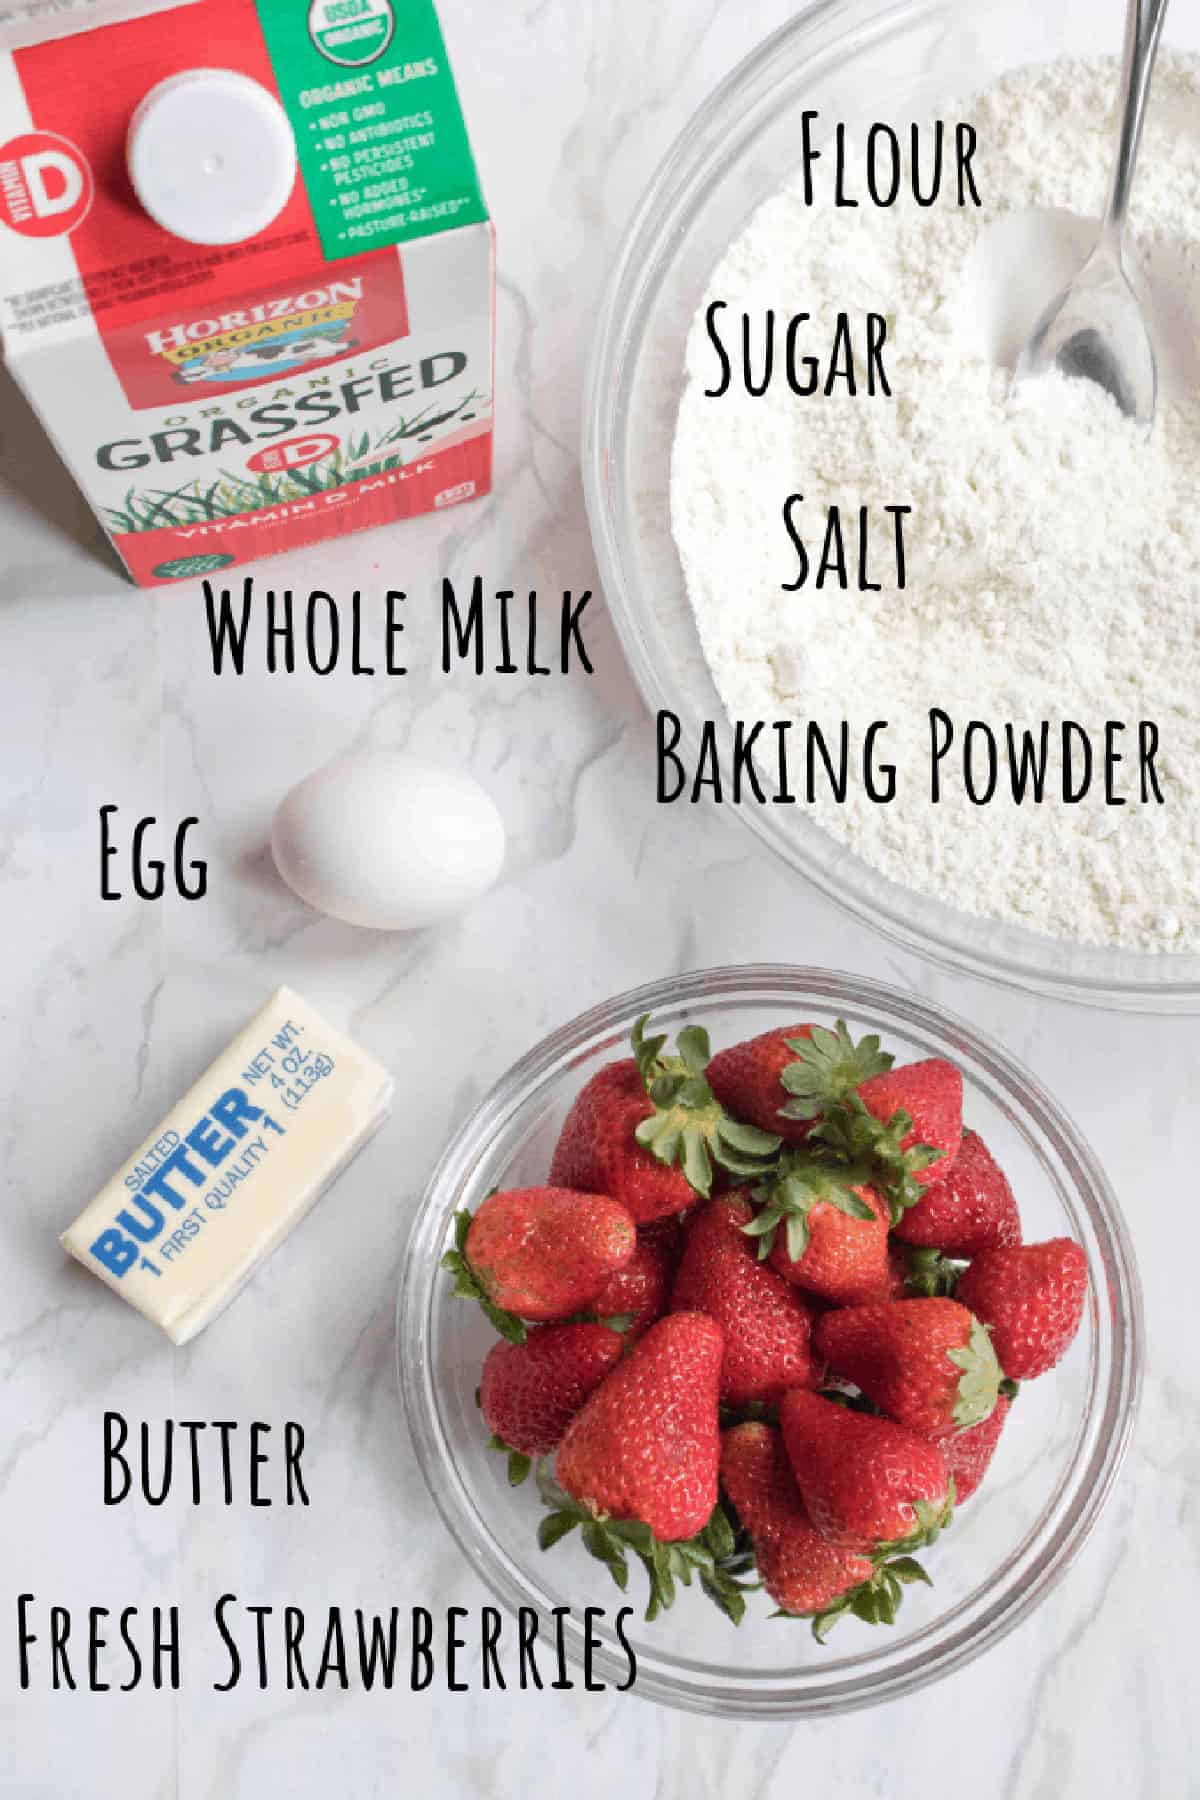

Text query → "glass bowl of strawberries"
[398,967,1141,1716]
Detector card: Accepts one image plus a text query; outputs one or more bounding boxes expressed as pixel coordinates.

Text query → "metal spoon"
[1014,0,1171,427]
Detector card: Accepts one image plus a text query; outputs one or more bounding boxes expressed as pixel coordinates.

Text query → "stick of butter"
[62,986,393,1344]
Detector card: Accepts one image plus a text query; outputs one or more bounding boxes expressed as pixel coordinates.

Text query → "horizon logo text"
[144,281,365,354]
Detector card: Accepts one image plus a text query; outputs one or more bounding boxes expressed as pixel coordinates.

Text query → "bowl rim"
[398,964,1143,1718]
[579,0,1200,1014]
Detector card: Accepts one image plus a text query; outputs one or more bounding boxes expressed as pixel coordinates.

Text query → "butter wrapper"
[62,986,393,1344]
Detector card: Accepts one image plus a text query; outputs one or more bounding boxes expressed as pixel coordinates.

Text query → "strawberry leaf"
[695,1503,759,1626]
[608,1519,656,1555]
[805,1550,934,1642]
[440,1212,528,1344]
[884,1555,932,1586]
[631,1013,668,1086]
[538,1511,579,1551]
[480,1297,529,1344]
[785,1212,811,1264]
[777,1020,894,1122]
[535,1472,750,1625]
[630,1013,782,1199]
[810,1596,853,1642]
[676,1025,712,1075]
[582,1520,631,1590]
[486,1435,533,1487]
[681,1126,713,1198]
[812,1096,944,1224]
[700,1571,754,1626]
[561,1309,635,1335]
[877,1485,956,1557]
[715,1115,787,1177]
[718,1117,785,1156]
[741,1153,876,1261]
[904,1247,964,1298]
[701,1502,737,1563]
[947,1316,1002,1429]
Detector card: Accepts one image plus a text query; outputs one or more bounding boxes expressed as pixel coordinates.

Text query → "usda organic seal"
[308,0,395,68]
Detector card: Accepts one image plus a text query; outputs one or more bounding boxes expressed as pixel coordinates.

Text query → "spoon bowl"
[1015,236,1157,424]
[1014,0,1170,427]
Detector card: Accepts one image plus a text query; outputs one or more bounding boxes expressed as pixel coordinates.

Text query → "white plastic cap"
[127,68,297,246]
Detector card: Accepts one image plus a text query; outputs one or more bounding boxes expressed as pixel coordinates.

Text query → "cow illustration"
[173,325,358,385]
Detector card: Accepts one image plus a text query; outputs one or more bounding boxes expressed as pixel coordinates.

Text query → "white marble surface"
[1,0,1198,1794]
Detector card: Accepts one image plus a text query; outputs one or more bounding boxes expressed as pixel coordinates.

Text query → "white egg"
[271,750,505,931]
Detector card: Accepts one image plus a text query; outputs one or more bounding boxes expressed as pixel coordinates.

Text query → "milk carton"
[0,0,493,584]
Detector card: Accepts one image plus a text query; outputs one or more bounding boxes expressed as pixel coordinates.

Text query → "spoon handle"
[1105,0,1171,240]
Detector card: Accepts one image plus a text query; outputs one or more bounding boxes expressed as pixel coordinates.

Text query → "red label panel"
[13,0,319,320]
[11,0,410,407]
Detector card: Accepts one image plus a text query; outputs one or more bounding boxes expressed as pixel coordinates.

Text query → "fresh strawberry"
[815,1298,1002,1439]
[896,1129,1021,1256]
[707,1023,822,1145]
[588,1222,679,1339]
[779,1389,954,1554]
[720,1424,873,1610]
[746,1160,891,1304]
[720,1423,930,1636]
[550,1051,694,1224]
[480,1322,626,1477]
[956,1239,1088,1380]
[670,1195,821,1406]
[551,1017,781,1219]
[857,1058,963,1193]
[555,1312,723,1541]
[943,1393,1013,1503]
[708,1020,893,1144]
[549,1060,696,1223]
[442,1187,635,1333]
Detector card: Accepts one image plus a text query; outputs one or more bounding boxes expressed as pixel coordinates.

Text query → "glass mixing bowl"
[399,968,1142,1717]
[582,0,1200,1012]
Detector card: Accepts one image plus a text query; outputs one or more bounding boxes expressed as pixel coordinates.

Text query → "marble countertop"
[1,0,1197,1794]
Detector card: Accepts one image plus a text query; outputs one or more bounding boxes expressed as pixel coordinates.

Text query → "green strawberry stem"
[805,1552,933,1642]
[486,1434,533,1487]
[879,1485,956,1558]
[631,1014,782,1199]
[741,1152,878,1262]
[561,1310,636,1335]
[777,1020,894,1122]
[810,1094,945,1224]
[904,1247,964,1298]
[440,1208,528,1344]
[947,1317,1003,1429]
[535,1463,757,1625]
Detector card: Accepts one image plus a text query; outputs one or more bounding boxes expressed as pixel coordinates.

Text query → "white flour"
[671,55,1200,952]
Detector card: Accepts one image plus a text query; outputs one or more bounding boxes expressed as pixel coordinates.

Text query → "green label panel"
[256,0,488,259]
